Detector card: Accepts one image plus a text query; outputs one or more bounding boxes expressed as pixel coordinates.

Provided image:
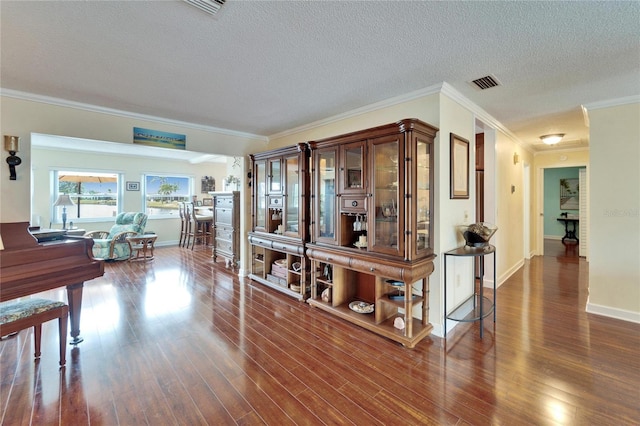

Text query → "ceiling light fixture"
[540,134,565,145]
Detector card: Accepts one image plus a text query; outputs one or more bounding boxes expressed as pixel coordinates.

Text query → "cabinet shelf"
[379,294,424,308]
[308,298,433,349]
[316,277,333,286]
[375,217,397,222]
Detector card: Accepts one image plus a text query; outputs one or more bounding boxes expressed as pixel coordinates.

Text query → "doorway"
[536,164,588,257]
[474,122,497,285]
[523,163,531,259]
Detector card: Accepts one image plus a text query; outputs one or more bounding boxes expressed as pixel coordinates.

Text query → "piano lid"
[0,222,38,250]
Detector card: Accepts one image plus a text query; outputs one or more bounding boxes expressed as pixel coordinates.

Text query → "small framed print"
[126,181,140,191]
[450,133,470,199]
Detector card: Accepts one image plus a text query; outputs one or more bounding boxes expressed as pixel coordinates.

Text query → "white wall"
[436,94,476,336]
[586,101,640,322]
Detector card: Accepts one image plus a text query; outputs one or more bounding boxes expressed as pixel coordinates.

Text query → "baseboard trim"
[586,302,640,324]
[493,258,524,289]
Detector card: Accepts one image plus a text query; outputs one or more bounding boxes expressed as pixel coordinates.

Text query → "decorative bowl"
[349,301,374,314]
[458,222,498,247]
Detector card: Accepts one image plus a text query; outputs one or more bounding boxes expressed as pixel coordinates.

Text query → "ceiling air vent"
[184,0,226,16]
[470,75,500,90]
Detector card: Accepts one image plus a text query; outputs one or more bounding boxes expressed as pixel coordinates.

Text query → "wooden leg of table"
[127,241,134,261]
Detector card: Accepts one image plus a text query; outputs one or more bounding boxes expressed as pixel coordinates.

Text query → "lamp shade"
[540,134,565,145]
[53,194,75,207]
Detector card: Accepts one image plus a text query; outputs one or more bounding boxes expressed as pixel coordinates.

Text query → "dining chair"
[185,202,212,249]
[178,202,188,247]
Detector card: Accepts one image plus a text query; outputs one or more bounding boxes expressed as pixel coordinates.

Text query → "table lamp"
[53,194,75,229]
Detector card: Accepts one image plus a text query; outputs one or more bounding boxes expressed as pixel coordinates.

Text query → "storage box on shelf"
[306,118,438,348]
[248,143,311,300]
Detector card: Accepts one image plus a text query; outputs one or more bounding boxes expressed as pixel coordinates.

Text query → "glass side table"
[443,244,496,339]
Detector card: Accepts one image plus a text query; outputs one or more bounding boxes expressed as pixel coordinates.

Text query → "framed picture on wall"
[201,176,215,193]
[450,133,469,199]
[560,178,579,209]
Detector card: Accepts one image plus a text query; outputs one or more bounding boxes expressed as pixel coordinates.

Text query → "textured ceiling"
[1,1,639,153]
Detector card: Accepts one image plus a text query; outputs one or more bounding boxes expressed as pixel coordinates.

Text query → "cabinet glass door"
[255,161,266,231]
[316,149,337,243]
[415,138,431,253]
[268,158,281,193]
[370,136,402,255]
[285,155,299,235]
[340,142,365,193]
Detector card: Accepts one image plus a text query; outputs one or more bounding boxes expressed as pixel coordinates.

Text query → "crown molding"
[439,82,532,153]
[269,80,531,153]
[583,95,640,111]
[0,88,268,142]
[267,83,445,140]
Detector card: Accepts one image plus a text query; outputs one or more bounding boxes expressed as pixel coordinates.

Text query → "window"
[54,171,120,222]
[144,174,191,217]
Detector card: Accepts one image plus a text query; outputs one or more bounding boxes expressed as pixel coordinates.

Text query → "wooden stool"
[0,298,69,367]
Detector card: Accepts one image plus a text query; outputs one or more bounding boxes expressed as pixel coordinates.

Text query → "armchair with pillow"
[84,212,148,260]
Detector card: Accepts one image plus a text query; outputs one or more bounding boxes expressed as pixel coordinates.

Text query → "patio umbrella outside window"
[58,173,118,218]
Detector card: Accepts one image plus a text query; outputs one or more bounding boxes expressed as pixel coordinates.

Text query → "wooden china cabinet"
[248,143,311,300]
[306,119,438,348]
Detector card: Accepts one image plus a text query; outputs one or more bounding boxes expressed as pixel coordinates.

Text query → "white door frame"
[536,163,588,257]
[523,163,531,259]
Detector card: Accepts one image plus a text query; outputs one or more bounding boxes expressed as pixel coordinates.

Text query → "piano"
[0,222,104,344]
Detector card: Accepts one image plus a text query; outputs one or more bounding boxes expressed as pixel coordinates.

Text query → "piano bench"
[0,298,69,367]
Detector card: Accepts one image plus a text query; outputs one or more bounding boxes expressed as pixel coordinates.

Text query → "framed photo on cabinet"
[450,133,469,199]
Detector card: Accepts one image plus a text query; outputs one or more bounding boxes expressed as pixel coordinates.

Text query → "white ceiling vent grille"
[470,75,501,90]
[184,0,226,16]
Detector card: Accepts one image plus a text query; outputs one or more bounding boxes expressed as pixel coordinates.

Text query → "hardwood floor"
[1,241,638,425]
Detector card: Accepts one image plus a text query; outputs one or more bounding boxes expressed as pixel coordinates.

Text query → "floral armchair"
[84,212,148,260]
